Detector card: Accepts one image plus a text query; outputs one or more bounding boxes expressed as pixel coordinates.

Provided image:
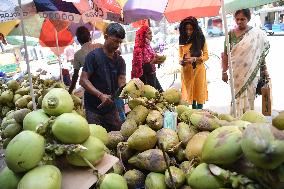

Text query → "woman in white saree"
[222,9,270,117]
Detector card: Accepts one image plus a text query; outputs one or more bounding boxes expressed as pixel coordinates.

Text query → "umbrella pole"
[18,0,37,110]
[221,0,237,117]
[55,28,63,83]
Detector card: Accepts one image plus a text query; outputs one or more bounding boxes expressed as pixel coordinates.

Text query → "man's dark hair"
[106,23,125,39]
[235,9,251,21]
[76,26,91,45]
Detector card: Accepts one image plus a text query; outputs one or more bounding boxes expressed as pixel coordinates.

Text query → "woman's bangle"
[222,71,227,74]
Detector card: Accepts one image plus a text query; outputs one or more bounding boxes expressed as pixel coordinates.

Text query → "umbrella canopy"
[98,0,281,23]
[224,0,281,13]
[99,0,221,23]
[0,20,20,36]
[39,19,73,48]
[165,0,221,23]
[8,14,45,38]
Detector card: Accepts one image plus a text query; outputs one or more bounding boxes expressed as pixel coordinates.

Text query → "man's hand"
[97,94,113,109]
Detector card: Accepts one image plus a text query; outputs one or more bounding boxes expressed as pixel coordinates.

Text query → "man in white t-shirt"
[68,26,102,94]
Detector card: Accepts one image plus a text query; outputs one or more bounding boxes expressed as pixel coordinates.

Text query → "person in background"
[68,26,102,94]
[222,9,270,117]
[131,26,164,91]
[79,23,126,131]
[179,16,209,109]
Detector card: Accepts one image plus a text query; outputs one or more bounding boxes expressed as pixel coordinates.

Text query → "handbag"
[256,60,269,96]
[261,78,272,116]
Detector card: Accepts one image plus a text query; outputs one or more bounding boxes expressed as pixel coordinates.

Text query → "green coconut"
[176,105,190,117]
[22,95,32,102]
[142,85,159,99]
[7,80,20,91]
[52,113,90,144]
[126,105,149,125]
[89,124,109,145]
[120,79,144,99]
[145,172,167,189]
[188,163,224,189]
[1,90,14,103]
[185,131,209,161]
[241,110,268,123]
[111,161,124,175]
[180,110,196,124]
[177,122,197,146]
[128,149,167,172]
[120,119,138,138]
[165,166,185,188]
[179,161,194,175]
[156,128,179,153]
[1,106,11,117]
[13,108,31,124]
[15,97,29,108]
[99,173,128,189]
[230,120,251,129]
[67,136,106,166]
[190,113,221,131]
[42,88,74,116]
[162,88,181,104]
[15,87,29,96]
[218,114,235,122]
[17,165,61,189]
[117,142,135,162]
[13,94,22,103]
[127,125,157,151]
[107,131,124,149]
[5,131,45,173]
[241,123,284,169]
[0,167,21,189]
[2,122,22,138]
[27,101,33,110]
[202,126,243,165]
[1,118,17,130]
[272,113,284,130]
[124,169,145,189]
[23,109,49,131]
[127,97,147,110]
[146,110,163,130]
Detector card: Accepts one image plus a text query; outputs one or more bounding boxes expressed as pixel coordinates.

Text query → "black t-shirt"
[83,48,126,114]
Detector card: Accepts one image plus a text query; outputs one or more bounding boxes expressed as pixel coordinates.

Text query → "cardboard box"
[262,79,272,116]
[58,154,118,189]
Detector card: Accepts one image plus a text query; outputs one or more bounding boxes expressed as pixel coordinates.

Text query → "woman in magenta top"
[131,26,163,91]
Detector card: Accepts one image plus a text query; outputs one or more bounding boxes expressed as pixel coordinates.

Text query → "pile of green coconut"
[0,76,83,118]
[0,87,121,189]
[2,77,284,189]
[102,79,284,189]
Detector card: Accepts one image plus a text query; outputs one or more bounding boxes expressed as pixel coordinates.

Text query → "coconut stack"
[0,87,124,189]
[104,79,284,189]
[0,75,84,119]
